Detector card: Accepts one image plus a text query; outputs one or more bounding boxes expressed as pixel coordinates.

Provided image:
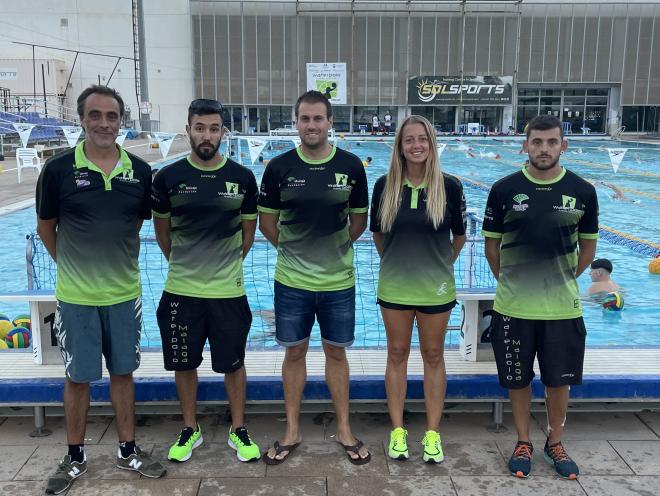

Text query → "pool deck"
[1,349,660,495]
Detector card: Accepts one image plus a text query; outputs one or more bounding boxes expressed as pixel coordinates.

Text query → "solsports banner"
[408,76,513,105]
[115,129,130,147]
[154,132,177,159]
[12,123,35,147]
[606,148,627,173]
[60,126,83,148]
[306,63,347,104]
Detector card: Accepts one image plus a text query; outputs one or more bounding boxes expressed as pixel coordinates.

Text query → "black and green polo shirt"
[258,146,369,291]
[35,141,151,305]
[370,174,467,305]
[152,156,258,298]
[482,167,599,320]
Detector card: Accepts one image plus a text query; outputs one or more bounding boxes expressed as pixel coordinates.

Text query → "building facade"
[1,0,658,134]
[192,0,660,135]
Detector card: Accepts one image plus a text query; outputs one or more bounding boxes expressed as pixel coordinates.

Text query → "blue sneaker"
[508,441,533,478]
[544,440,579,479]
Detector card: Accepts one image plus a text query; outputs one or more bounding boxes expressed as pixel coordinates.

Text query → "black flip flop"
[339,438,371,465]
[261,441,301,465]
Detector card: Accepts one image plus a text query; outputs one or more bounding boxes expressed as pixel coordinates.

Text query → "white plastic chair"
[15,147,42,183]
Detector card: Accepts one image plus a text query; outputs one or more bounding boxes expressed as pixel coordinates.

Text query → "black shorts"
[490,311,586,389]
[156,292,252,373]
[377,299,456,314]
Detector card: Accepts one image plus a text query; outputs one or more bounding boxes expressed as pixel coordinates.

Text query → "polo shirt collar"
[74,140,132,172]
[404,178,427,190]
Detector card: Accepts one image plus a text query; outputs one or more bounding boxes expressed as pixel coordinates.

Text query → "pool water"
[1,138,658,349]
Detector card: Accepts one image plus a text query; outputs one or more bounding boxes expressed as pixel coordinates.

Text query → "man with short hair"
[483,115,598,480]
[588,258,619,295]
[37,85,166,495]
[371,113,380,135]
[152,98,260,463]
[383,111,392,135]
[259,90,371,465]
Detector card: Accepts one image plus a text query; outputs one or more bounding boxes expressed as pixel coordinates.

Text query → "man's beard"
[528,154,560,171]
[191,137,220,161]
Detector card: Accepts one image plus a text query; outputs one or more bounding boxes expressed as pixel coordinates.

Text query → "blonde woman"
[370,115,466,463]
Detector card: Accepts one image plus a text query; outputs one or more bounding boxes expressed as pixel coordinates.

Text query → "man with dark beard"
[152,99,261,463]
[482,115,598,480]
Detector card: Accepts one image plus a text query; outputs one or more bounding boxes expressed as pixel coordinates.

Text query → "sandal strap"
[342,439,364,453]
[273,441,299,454]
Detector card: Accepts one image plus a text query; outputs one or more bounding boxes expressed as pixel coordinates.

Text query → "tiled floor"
[1,410,659,495]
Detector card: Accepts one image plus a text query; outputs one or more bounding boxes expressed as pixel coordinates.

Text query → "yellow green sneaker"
[228,426,260,462]
[168,425,203,462]
[422,430,444,463]
[388,427,409,460]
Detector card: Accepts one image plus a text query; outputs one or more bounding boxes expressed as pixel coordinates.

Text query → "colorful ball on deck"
[0,319,13,340]
[12,314,31,330]
[5,327,31,348]
[0,339,8,350]
[602,292,624,311]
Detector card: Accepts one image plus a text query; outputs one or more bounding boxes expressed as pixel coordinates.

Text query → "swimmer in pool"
[588,258,620,296]
[595,181,626,200]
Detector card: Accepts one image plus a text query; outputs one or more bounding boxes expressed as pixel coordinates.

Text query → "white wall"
[143,0,194,133]
[0,0,194,132]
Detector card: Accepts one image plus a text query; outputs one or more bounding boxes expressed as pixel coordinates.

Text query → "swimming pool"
[1,137,658,348]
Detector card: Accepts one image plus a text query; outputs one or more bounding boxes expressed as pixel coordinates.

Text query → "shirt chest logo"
[553,194,581,213]
[512,193,529,212]
[74,170,91,188]
[177,183,197,194]
[562,195,576,209]
[218,181,242,198]
[116,169,140,185]
[328,173,353,191]
[285,176,306,188]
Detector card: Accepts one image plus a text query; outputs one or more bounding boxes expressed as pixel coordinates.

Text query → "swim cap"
[591,258,613,273]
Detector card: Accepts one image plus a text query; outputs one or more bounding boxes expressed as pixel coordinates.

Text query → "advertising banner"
[306,63,347,104]
[0,68,18,80]
[408,76,513,105]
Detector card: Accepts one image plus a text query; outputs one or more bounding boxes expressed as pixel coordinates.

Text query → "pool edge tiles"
[0,198,35,216]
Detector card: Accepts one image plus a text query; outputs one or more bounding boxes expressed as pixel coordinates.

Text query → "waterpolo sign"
[306,63,347,104]
[409,76,513,104]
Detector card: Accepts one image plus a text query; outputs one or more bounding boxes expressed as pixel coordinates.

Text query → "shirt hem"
[258,206,280,214]
[493,305,583,320]
[274,275,354,292]
[164,287,247,299]
[377,294,457,306]
[56,292,140,306]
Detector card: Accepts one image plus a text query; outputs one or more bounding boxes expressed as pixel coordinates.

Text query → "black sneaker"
[508,441,533,478]
[45,454,87,494]
[544,440,579,479]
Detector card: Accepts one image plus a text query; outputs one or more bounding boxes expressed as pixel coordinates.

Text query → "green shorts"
[54,298,142,383]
